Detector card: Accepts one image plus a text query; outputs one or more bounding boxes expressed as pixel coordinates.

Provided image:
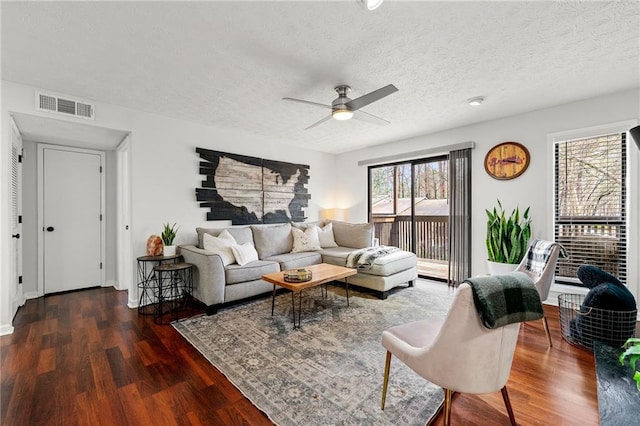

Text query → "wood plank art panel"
[196,148,310,224]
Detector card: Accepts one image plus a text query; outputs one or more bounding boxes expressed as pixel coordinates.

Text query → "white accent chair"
[515,241,564,347]
[381,283,521,426]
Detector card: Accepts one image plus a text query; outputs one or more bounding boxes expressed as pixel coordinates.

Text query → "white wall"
[126,117,336,250]
[333,89,640,300]
[1,80,337,330]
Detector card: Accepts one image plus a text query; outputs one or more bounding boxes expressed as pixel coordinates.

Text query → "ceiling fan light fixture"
[361,0,384,11]
[467,96,485,106]
[284,83,396,129]
[332,109,354,121]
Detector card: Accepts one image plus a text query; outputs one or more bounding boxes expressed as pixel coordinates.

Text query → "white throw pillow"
[291,226,322,253]
[231,242,259,266]
[203,230,237,266]
[316,223,338,248]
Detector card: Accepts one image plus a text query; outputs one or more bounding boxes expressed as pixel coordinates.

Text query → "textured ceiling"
[2,1,639,154]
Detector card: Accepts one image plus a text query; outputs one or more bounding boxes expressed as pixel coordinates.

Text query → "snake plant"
[485,200,531,264]
[161,222,179,246]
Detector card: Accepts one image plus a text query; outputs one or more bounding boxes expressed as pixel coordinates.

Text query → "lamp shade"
[321,208,347,222]
[629,125,640,150]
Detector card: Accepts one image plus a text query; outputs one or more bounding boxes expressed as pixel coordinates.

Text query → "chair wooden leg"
[381,351,392,410]
[542,315,553,347]
[443,388,453,426]
[501,386,517,426]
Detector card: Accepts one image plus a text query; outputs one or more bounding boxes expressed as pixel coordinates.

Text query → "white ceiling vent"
[36,91,95,120]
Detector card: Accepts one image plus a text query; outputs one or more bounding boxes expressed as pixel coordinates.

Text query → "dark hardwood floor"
[1,285,607,425]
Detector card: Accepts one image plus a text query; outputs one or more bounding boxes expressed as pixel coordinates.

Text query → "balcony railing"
[555,221,626,284]
[372,215,449,261]
[372,216,625,284]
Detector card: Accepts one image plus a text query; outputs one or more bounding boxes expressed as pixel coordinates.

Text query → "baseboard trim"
[23,291,40,300]
[0,324,15,336]
[104,280,119,289]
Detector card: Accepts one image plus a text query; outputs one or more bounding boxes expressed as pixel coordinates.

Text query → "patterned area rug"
[173,280,455,425]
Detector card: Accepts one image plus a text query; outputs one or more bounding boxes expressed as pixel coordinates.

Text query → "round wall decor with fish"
[484,141,530,180]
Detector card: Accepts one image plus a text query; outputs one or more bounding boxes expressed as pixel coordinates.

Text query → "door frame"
[367,155,450,281]
[116,135,135,306]
[37,143,106,296]
[10,117,24,312]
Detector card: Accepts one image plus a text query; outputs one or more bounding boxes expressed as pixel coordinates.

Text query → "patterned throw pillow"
[231,242,259,266]
[203,229,237,266]
[316,223,338,248]
[291,226,322,253]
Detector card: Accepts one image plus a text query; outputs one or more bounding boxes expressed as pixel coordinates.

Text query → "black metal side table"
[152,262,194,325]
[136,254,181,315]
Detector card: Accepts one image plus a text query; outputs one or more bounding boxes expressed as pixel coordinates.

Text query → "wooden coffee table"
[262,263,357,328]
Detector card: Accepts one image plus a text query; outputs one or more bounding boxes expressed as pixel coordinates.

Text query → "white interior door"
[42,146,103,293]
[10,118,24,312]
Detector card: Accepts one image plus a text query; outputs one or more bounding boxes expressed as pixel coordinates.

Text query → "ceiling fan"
[283,84,398,130]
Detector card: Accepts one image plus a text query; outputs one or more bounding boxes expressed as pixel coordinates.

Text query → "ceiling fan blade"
[304,115,333,130]
[353,109,391,126]
[282,97,331,109]
[345,84,398,111]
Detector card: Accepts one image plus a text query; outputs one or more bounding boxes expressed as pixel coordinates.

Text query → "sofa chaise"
[180,220,418,314]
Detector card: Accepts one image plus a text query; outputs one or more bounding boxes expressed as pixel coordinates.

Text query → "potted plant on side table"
[161,222,179,256]
[485,199,531,275]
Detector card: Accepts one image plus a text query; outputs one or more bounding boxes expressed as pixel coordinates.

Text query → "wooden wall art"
[195,148,310,224]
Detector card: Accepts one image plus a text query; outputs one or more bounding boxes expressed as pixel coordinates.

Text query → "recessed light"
[468,96,485,106]
[361,0,384,11]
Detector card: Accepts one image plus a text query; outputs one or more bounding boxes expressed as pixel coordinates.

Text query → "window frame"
[553,132,627,285]
[548,120,639,297]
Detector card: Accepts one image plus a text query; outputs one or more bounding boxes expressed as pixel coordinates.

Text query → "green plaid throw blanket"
[346,246,399,270]
[524,239,568,275]
[464,272,543,329]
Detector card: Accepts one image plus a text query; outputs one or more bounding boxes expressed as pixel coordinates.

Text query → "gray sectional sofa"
[180,220,417,314]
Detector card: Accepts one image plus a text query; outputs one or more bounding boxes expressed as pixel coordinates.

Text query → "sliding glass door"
[369,156,449,280]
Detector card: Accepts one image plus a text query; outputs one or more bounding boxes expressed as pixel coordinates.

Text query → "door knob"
[12,233,20,239]
[46,226,55,232]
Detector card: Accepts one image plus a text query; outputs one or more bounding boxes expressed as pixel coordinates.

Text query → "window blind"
[554,132,627,284]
